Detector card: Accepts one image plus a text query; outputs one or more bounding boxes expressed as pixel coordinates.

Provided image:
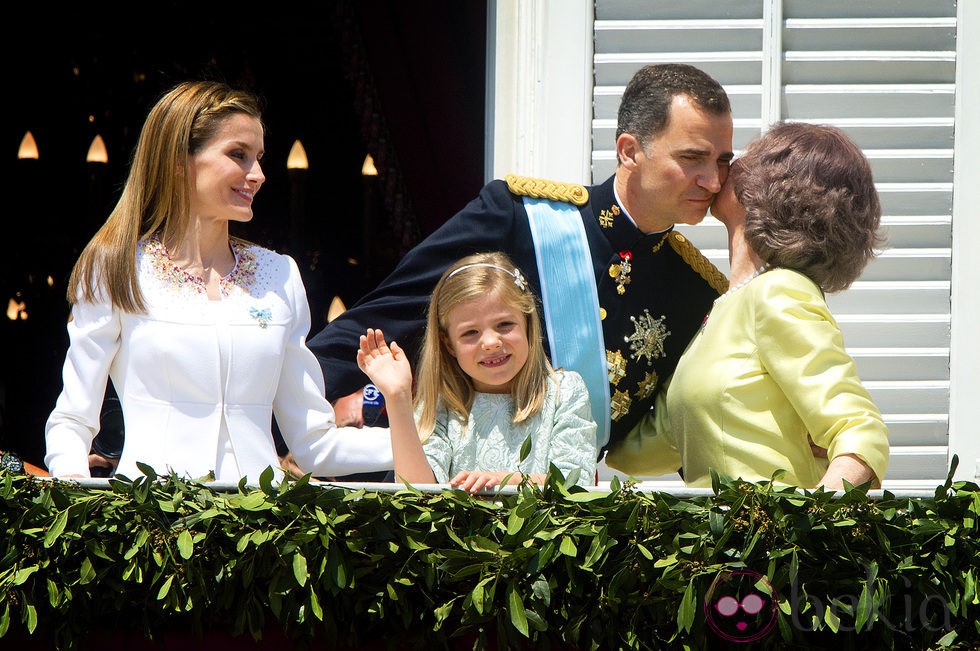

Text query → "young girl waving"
[357,252,598,492]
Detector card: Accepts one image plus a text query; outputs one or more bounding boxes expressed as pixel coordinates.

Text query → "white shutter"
[592,0,958,488]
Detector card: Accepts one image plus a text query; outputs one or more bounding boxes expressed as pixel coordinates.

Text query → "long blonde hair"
[67,80,264,312]
[414,252,553,441]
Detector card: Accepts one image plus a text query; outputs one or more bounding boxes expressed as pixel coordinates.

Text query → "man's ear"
[616,133,642,169]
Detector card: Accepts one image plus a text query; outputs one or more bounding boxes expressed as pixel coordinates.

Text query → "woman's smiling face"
[187,113,266,224]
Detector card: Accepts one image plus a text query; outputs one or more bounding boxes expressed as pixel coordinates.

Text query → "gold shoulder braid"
[505,173,589,206]
[668,232,729,295]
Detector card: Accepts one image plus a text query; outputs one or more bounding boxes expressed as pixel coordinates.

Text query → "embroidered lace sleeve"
[545,371,598,486]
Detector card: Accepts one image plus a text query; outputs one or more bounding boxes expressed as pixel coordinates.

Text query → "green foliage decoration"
[0,460,978,650]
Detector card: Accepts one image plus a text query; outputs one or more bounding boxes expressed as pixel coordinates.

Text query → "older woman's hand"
[817,453,877,491]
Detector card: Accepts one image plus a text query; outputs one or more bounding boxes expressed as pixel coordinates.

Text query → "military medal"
[636,370,659,400]
[609,250,632,295]
[625,309,671,366]
[610,388,632,422]
[606,349,627,386]
[598,204,620,228]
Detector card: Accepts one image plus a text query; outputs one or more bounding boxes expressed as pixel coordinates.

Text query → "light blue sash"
[524,197,610,450]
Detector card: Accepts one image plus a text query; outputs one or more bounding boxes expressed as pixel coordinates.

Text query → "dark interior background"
[2,1,487,467]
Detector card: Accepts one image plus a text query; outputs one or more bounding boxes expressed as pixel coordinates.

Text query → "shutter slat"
[594,19,763,53]
[595,53,764,86]
[880,216,951,248]
[884,447,951,480]
[784,19,955,51]
[783,0,955,20]
[866,152,953,184]
[851,349,949,381]
[866,381,950,414]
[884,415,949,446]
[784,84,955,119]
[596,0,763,20]
[834,315,949,348]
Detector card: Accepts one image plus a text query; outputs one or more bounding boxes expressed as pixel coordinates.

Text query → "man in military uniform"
[307,63,732,458]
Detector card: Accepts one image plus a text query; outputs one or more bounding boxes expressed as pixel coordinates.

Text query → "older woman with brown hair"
[607,122,890,490]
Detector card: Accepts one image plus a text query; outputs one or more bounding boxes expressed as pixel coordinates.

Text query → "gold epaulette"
[505,173,589,206]
[668,232,730,295]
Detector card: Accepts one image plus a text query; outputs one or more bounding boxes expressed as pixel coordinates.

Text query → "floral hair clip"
[512,269,527,292]
[447,263,528,292]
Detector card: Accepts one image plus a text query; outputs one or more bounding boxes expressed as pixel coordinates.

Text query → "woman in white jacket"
[44,80,392,482]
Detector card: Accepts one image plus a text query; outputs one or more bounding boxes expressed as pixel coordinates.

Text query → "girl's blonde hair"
[414,252,553,441]
[67,80,265,313]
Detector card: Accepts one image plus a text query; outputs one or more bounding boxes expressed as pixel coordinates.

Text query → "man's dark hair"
[616,63,731,143]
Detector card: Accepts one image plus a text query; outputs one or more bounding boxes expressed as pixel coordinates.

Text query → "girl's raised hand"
[356,328,413,401]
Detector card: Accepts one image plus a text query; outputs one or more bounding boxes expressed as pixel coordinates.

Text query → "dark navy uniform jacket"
[307,174,727,454]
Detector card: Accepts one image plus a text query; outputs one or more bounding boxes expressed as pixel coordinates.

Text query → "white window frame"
[485,0,594,184]
[948,0,980,483]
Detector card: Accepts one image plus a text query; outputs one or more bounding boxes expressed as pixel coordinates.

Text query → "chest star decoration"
[625,310,671,366]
